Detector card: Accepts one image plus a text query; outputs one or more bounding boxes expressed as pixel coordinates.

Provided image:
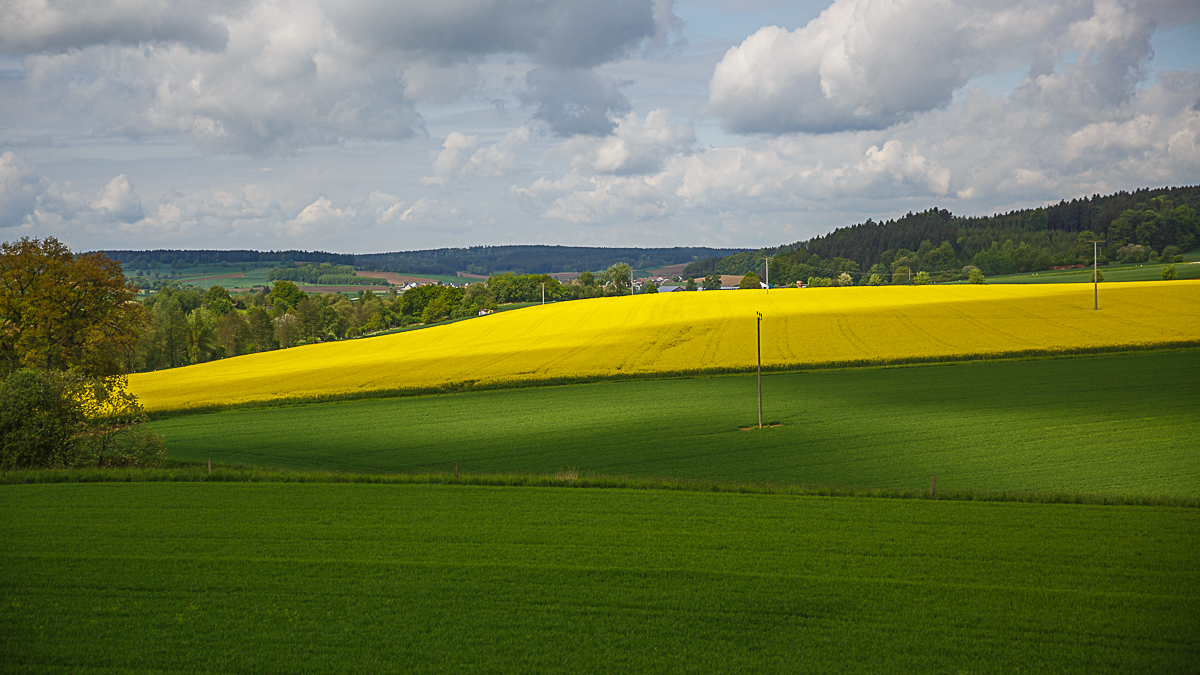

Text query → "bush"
[1090,269,1105,283]
[913,271,932,285]
[0,370,164,469]
[0,370,83,469]
[968,269,985,284]
[739,273,761,289]
[1161,264,1177,281]
[836,272,853,287]
[868,274,884,286]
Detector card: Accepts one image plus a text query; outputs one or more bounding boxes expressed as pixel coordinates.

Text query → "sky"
[1,0,1198,254]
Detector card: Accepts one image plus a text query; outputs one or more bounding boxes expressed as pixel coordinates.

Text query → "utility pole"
[1085,239,1106,310]
[541,282,545,305]
[765,257,770,295]
[630,267,634,296]
[756,311,763,429]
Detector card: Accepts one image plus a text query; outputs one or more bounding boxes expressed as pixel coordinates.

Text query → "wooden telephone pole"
[756,311,763,429]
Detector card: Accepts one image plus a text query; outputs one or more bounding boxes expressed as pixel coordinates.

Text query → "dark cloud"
[327,0,658,68]
[522,67,631,136]
[0,0,230,54]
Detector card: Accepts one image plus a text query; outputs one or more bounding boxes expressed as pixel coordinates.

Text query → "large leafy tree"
[0,237,144,379]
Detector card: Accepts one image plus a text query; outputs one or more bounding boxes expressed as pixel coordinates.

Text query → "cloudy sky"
[2,0,1198,254]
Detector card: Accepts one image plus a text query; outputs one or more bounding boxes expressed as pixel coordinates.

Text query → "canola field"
[130,280,1200,412]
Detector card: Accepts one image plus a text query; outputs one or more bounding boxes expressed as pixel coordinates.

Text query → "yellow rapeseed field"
[131,280,1200,412]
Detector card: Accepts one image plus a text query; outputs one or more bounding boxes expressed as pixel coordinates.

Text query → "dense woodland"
[354,246,740,276]
[266,262,388,286]
[685,186,1200,285]
[102,246,742,276]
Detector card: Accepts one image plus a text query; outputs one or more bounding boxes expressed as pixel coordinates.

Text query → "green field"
[2,482,1196,674]
[153,350,1200,498]
[979,261,1200,284]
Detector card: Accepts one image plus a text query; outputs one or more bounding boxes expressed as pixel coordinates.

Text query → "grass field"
[152,350,1200,498]
[129,280,1200,413]
[1,482,1195,674]
[982,261,1200,284]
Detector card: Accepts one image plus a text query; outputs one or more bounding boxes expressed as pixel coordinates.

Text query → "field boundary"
[2,466,1195,508]
[144,340,1200,419]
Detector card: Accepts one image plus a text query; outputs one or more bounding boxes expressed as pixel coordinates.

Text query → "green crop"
[1,482,1196,674]
[153,350,1200,497]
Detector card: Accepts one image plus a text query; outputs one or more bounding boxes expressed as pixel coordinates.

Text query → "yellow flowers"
[131,281,1200,412]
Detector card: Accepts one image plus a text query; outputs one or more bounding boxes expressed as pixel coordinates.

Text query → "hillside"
[128,280,1200,413]
[685,185,1200,283]
[99,245,745,277]
[354,245,743,276]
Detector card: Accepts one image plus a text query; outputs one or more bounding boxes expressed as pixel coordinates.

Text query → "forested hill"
[102,249,355,266]
[99,246,742,276]
[684,185,1200,284]
[354,246,743,276]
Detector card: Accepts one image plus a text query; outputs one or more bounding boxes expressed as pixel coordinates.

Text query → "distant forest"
[354,246,742,276]
[101,246,742,276]
[103,249,355,267]
[684,185,1200,285]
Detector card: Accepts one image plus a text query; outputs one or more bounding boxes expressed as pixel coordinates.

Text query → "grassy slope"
[1,483,1195,675]
[983,262,1200,284]
[153,350,1200,497]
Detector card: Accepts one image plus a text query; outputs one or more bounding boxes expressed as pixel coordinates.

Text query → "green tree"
[868,274,884,286]
[0,237,144,378]
[203,285,234,315]
[836,272,853,287]
[1091,269,1105,283]
[703,273,722,290]
[969,268,986,284]
[739,272,761,289]
[913,271,932,285]
[270,280,306,311]
[600,263,633,296]
[685,277,697,291]
[1161,264,1177,280]
[891,266,912,284]
[642,281,659,294]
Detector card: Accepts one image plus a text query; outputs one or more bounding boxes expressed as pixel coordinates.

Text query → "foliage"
[868,274,884,286]
[128,281,1200,413]
[641,281,658,294]
[597,263,633,296]
[270,280,306,310]
[0,369,163,469]
[913,271,932,285]
[356,245,741,277]
[1091,269,1105,282]
[738,272,761,289]
[969,268,986,284]
[0,237,144,378]
[687,186,1200,284]
[1162,264,1177,280]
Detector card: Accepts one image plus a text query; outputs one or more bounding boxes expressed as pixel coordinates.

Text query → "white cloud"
[421,126,531,187]
[3,0,679,155]
[708,0,1117,134]
[561,109,694,175]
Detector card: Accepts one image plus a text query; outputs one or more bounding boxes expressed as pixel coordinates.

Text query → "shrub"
[913,271,932,285]
[1161,265,1177,281]
[836,272,853,287]
[868,274,883,286]
[969,269,986,284]
[739,273,761,289]
[1090,269,1105,283]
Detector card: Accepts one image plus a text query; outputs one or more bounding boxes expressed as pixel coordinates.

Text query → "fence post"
[930,475,937,498]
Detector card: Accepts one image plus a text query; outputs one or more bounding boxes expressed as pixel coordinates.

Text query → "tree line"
[266,262,388,286]
[685,186,1200,283]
